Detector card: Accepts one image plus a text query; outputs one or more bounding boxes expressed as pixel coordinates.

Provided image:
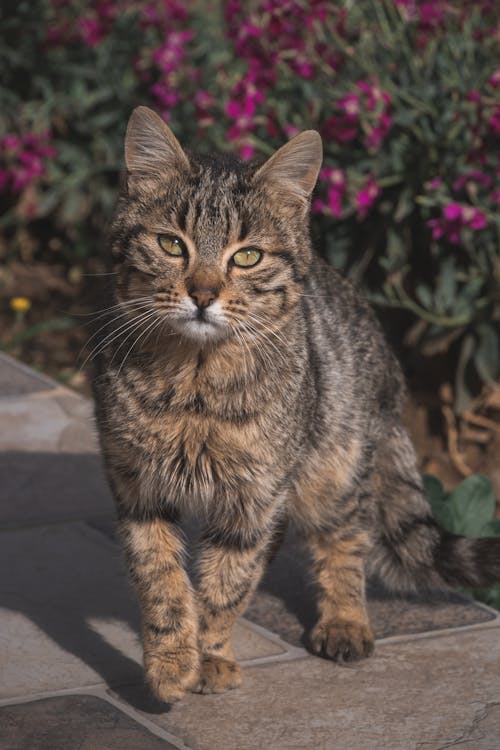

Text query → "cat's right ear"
[124,106,191,179]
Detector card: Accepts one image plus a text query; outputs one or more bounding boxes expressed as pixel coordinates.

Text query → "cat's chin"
[169,317,229,343]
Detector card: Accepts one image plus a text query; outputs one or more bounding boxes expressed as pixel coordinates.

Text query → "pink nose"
[190,288,217,309]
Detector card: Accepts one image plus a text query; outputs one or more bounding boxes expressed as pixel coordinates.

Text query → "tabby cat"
[92,106,500,703]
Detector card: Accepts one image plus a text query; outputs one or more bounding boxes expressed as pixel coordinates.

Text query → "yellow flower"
[10,296,31,313]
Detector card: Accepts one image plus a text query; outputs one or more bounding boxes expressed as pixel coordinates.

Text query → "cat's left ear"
[252,131,323,209]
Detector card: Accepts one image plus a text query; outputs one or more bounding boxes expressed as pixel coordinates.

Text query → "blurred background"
[0,1,499,599]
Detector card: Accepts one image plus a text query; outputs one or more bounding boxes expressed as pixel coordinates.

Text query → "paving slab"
[0,352,56,396]
[0,695,177,750]
[0,523,284,702]
[0,451,113,526]
[115,627,500,750]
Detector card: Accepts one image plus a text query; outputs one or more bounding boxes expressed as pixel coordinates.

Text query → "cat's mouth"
[168,301,228,342]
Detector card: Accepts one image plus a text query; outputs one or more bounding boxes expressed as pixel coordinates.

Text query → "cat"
[92,105,500,703]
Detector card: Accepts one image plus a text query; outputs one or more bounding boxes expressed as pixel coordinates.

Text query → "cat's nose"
[189,288,217,309]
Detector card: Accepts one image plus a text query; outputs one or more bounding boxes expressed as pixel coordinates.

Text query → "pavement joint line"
[0,685,195,750]
[239,615,305,657]
[0,352,71,394]
[241,650,310,668]
[0,387,83,403]
[100,688,196,750]
[0,683,108,707]
[374,617,500,648]
[0,514,114,533]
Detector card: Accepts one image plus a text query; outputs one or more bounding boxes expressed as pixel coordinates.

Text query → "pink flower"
[489,68,500,88]
[443,202,462,221]
[338,93,360,117]
[453,170,492,194]
[239,142,255,160]
[419,2,447,30]
[152,30,193,74]
[489,105,500,135]
[426,177,443,190]
[0,130,56,194]
[1,135,21,152]
[78,17,105,47]
[321,167,346,217]
[395,0,448,30]
[355,176,381,218]
[321,115,358,143]
[151,82,180,109]
[466,90,481,103]
[427,203,488,244]
[366,112,393,149]
[291,58,315,79]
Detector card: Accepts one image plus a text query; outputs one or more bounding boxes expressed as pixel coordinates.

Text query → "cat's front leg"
[194,510,282,694]
[119,513,200,703]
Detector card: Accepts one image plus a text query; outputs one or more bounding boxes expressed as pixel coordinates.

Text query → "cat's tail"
[369,425,500,592]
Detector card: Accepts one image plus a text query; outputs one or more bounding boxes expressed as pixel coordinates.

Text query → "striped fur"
[92,107,500,702]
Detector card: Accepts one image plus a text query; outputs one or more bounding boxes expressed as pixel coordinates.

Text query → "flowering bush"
[1,0,499,410]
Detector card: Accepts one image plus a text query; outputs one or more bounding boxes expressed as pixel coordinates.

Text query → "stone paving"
[1,350,499,749]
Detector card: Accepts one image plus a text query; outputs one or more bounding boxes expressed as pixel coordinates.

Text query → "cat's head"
[111,106,322,345]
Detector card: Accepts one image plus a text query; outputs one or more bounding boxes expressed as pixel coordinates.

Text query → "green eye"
[232,248,262,268]
[158,234,186,257]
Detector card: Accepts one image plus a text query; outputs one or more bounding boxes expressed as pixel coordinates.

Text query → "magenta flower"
[152,30,193,74]
[0,130,56,195]
[338,92,360,117]
[489,105,500,135]
[313,167,347,218]
[425,177,443,191]
[489,68,500,88]
[366,112,393,149]
[291,58,315,79]
[78,17,105,47]
[0,170,9,191]
[395,0,448,30]
[355,176,381,218]
[453,170,492,194]
[427,203,488,244]
[321,115,358,144]
[194,90,215,129]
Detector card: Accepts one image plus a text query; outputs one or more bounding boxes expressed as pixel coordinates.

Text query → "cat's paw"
[310,619,374,663]
[144,647,200,703]
[194,655,242,694]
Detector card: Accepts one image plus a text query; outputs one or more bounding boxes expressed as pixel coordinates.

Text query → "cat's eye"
[232,248,262,268]
[158,234,186,257]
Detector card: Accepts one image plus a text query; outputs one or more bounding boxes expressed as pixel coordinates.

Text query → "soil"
[2,258,500,502]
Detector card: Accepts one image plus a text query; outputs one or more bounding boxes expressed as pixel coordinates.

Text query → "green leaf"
[482,519,500,536]
[424,474,455,529]
[474,323,500,383]
[447,475,495,537]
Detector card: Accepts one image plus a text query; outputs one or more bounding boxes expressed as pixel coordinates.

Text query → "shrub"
[0,0,499,410]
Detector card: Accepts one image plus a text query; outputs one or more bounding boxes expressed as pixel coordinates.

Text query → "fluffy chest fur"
[96,337,303,513]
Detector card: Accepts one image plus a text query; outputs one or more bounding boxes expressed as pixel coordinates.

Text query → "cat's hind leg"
[306,527,374,662]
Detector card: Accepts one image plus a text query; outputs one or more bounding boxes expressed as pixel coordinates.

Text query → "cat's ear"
[253,130,323,208]
[124,106,190,177]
